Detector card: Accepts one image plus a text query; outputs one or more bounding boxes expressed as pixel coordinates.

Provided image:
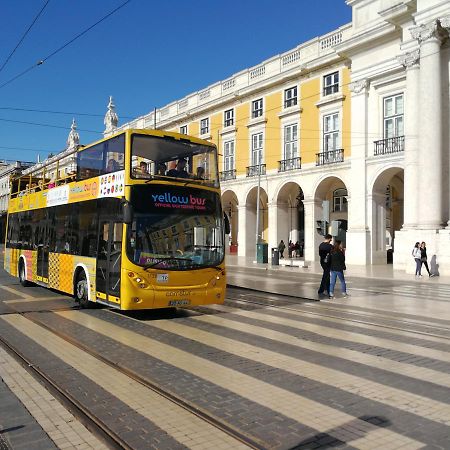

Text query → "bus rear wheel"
[18,261,31,287]
[74,271,90,308]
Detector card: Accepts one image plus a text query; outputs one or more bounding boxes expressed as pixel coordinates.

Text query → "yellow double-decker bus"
[4,129,227,310]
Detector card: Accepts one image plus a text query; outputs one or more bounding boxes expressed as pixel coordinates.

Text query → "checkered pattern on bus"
[48,254,60,289]
[32,251,37,282]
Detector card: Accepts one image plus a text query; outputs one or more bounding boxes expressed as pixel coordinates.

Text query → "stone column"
[267,202,278,252]
[237,205,247,257]
[346,79,371,265]
[397,50,420,229]
[440,15,450,228]
[411,21,445,229]
[303,198,320,262]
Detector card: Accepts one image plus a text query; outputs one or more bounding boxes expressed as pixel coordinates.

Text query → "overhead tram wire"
[0,117,101,134]
[0,0,131,91]
[0,106,133,119]
[0,0,51,76]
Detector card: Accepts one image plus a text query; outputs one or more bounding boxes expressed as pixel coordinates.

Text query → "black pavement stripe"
[190,315,450,401]
[0,370,57,450]
[34,310,358,450]
[0,302,15,315]
[256,307,450,354]
[318,299,450,326]
[197,311,450,396]
[291,304,450,338]
[3,300,75,313]
[0,319,191,450]
[83,310,450,447]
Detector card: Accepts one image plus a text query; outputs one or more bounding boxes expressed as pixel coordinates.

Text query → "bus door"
[36,211,49,283]
[96,221,122,305]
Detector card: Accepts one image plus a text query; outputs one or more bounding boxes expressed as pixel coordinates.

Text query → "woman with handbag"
[412,242,422,277]
[420,242,434,277]
[328,240,349,299]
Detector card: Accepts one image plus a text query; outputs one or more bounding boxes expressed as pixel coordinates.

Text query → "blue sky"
[0,0,351,162]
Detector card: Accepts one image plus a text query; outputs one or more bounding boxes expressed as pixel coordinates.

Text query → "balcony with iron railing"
[246,164,266,177]
[219,169,236,181]
[278,157,301,172]
[316,149,344,166]
[374,136,404,156]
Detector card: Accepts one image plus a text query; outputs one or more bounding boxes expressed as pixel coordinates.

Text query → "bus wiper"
[143,256,189,269]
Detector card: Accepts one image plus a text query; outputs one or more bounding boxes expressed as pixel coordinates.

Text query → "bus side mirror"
[123,201,134,225]
[224,212,230,234]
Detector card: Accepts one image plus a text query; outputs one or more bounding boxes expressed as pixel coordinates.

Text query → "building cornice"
[335,23,398,57]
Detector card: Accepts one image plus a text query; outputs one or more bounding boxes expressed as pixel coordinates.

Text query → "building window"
[224,140,235,171]
[251,132,263,166]
[323,113,339,152]
[251,98,263,118]
[284,124,298,159]
[384,94,403,138]
[224,109,234,127]
[200,118,209,135]
[333,188,348,212]
[323,71,339,96]
[284,86,298,108]
[180,125,187,135]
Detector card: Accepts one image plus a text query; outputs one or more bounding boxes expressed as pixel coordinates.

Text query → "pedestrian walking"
[420,242,434,277]
[288,240,294,258]
[328,240,349,299]
[412,242,422,277]
[278,240,286,258]
[318,234,333,297]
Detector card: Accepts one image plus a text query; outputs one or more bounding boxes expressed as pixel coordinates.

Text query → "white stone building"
[116,0,450,274]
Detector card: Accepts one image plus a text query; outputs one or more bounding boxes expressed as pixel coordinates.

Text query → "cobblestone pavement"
[0,259,449,449]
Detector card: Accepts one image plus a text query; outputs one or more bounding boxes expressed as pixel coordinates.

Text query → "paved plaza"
[0,248,449,449]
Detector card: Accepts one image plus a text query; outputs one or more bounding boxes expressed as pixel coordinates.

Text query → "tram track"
[223,286,450,340]
[0,308,264,450]
[0,330,127,450]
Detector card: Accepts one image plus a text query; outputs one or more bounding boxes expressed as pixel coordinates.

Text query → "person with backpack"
[328,240,349,299]
[318,234,333,298]
[412,242,422,277]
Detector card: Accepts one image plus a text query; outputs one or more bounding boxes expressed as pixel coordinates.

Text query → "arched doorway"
[371,168,404,264]
[314,176,349,251]
[276,182,304,256]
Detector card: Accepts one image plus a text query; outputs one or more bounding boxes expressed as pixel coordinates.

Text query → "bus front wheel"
[18,261,31,287]
[74,271,90,308]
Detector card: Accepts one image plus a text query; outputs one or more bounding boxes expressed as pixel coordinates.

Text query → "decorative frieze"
[397,50,420,69]
[439,15,450,32]
[410,20,446,45]
[349,79,368,94]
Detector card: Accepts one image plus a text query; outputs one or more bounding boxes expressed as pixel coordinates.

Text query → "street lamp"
[255,151,262,249]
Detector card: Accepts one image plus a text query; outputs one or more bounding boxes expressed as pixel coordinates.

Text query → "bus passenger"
[107,158,119,172]
[139,161,149,175]
[166,158,189,178]
[195,166,205,180]
[157,162,167,176]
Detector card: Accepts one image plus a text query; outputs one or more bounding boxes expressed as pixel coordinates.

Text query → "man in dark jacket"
[318,234,333,297]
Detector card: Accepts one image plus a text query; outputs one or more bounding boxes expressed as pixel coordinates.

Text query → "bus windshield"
[131,133,219,186]
[127,185,224,270]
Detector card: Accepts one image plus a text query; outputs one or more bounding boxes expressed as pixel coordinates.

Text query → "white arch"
[369,163,404,195]
[74,263,93,301]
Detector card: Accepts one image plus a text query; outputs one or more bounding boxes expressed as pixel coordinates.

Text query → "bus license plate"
[168,299,191,307]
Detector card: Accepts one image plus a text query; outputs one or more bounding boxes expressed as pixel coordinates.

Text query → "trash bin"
[230,243,238,254]
[256,243,268,263]
[271,248,279,266]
